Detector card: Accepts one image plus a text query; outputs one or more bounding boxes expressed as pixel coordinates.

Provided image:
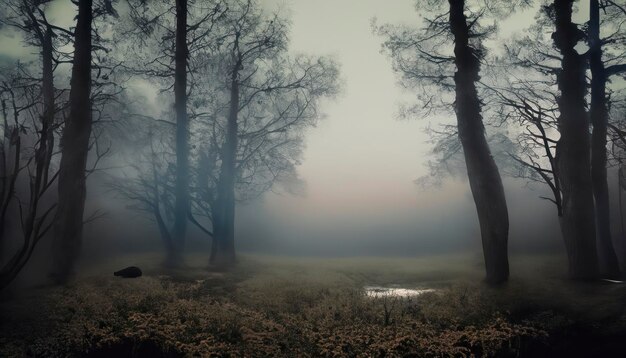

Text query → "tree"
[0,0,71,289]
[448,0,510,284]
[121,0,225,265]
[550,0,599,279]
[50,0,94,283]
[589,0,626,277]
[206,1,339,267]
[486,0,626,278]
[171,0,189,266]
[375,0,529,284]
[0,68,60,290]
[483,74,562,214]
[493,1,615,279]
[0,0,116,288]
[111,1,339,268]
[108,119,179,254]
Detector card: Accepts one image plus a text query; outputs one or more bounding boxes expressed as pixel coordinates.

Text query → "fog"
[3,0,626,356]
[66,0,583,261]
[0,0,624,284]
[0,0,610,266]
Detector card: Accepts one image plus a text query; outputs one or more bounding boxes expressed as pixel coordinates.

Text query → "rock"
[113,266,142,278]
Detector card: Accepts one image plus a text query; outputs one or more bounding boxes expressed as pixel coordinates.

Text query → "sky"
[264,0,431,216]
[237,0,565,256]
[0,0,595,257]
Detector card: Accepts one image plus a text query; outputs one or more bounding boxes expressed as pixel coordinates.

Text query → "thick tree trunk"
[449,0,509,284]
[210,61,240,268]
[552,0,599,280]
[51,0,93,284]
[589,0,620,278]
[171,0,189,266]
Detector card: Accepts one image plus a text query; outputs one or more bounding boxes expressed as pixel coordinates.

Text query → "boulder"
[113,266,142,278]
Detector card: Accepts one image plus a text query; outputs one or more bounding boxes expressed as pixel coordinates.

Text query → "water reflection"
[364,286,436,298]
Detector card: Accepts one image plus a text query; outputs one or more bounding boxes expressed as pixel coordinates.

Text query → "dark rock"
[113,266,142,278]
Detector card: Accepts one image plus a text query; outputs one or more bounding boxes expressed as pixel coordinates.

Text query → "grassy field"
[1,253,626,357]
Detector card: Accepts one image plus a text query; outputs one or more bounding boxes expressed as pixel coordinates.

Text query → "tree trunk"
[210,58,240,268]
[552,0,599,280]
[50,0,93,284]
[171,0,189,266]
[0,100,6,262]
[589,0,620,278]
[448,0,509,284]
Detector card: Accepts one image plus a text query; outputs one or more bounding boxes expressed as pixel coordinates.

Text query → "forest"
[0,0,626,356]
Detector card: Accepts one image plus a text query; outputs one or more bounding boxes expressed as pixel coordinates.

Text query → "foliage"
[4,255,624,357]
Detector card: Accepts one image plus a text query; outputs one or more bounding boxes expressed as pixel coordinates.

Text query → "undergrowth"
[1,254,625,357]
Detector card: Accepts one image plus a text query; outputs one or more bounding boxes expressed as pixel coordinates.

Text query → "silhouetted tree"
[0,70,59,290]
[171,0,189,266]
[112,1,339,268]
[551,0,598,279]
[121,0,225,266]
[448,0,510,284]
[589,0,626,277]
[108,120,179,252]
[0,0,69,289]
[51,0,95,283]
[489,0,626,277]
[483,75,562,214]
[375,0,530,284]
[199,1,339,266]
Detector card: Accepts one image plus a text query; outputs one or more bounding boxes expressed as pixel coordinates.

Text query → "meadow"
[1,253,625,357]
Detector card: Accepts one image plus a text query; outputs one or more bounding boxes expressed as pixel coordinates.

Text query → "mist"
[1,0,626,357]
[77,0,571,259]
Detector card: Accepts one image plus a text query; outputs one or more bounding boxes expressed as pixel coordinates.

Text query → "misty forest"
[1,0,626,356]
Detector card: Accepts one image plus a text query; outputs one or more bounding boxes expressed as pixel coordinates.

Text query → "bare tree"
[484,76,562,215]
[108,119,179,253]
[111,1,339,268]
[0,0,71,289]
[375,0,529,284]
[206,2,339,267]
[0,69,60,290]
[120,0,226,266]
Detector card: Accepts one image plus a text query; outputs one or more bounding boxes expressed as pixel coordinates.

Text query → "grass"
[1,252,626,357]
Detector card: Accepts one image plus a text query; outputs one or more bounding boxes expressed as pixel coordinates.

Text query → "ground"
[1,253,626,357]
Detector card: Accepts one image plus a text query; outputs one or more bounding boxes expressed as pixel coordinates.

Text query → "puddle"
[364,286,436,298]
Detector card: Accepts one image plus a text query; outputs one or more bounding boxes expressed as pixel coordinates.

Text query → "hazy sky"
[236,0,604,256]
[265,0,431,215]
[237,0,567,255]
[0,0,593,257]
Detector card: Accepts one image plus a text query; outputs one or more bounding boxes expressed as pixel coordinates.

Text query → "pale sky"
[0,0,580,255]
[265,0,432,215]
[239,0,578,255]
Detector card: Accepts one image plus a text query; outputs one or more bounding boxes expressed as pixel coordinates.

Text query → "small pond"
[364,286,436,298]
